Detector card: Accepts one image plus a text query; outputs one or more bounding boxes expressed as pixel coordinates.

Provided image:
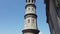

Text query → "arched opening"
[26,0,30,3]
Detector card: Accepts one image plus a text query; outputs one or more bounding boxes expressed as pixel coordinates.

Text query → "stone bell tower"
[22,0,39,34]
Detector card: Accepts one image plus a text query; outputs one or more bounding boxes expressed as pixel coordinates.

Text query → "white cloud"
[39,32,42,34]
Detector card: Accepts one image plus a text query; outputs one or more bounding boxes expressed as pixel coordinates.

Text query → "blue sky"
[0,0,50,34]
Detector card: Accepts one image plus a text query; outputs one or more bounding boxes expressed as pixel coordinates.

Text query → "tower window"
[32,0,33,3]
[28,0,30,2]
[32,19,34,23]
[28,19,30,23]
[31,19,35,26]
[26,0,30,3]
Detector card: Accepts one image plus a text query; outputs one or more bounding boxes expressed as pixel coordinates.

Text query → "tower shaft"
[22,0,39,34]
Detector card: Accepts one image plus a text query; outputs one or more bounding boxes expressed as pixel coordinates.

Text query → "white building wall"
[24,33,34,34]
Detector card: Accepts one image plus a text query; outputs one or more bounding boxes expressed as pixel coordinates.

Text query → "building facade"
[22,0,39,34]
[44,0,60,34]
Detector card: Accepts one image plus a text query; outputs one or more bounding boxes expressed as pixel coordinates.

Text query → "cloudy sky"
[0,0,50,34]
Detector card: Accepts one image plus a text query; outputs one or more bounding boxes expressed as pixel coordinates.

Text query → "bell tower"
[22,0,39,34]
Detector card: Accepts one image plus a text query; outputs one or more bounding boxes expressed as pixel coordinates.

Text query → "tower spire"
[22,0,39,34]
